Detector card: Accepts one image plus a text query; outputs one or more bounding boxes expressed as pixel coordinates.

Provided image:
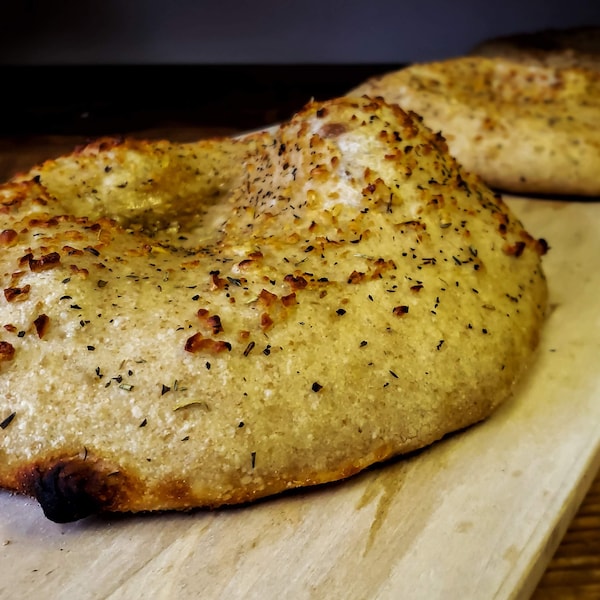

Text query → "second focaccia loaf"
[350,56,600,196]
[470,26,600,71]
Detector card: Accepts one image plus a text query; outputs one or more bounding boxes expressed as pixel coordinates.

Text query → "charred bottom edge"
[19,459,123,523]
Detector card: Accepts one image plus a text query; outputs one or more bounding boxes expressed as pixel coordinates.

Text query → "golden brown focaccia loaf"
[350,56,600,196]
[470,26,600,71]
[0,96,548,523]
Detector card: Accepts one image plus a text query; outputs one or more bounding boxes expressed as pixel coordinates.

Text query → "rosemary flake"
[173,401,209,412]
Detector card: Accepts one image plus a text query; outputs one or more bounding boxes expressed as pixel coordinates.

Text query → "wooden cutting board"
[0,197,598,600]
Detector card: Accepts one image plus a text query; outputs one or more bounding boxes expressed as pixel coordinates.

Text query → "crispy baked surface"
[350,56,600,196]
[0,96,547,522]
[470,26,600,71]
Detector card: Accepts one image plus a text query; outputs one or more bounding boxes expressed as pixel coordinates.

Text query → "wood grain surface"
[532,474,600,599]
[0,66,599,599]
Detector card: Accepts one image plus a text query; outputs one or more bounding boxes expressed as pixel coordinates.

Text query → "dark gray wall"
[2,0,599,65]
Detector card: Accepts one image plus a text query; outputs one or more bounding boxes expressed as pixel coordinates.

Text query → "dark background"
[2,0,598,64]
[1,0,598,136]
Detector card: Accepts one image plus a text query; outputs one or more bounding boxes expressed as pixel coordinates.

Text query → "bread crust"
[470,26,600,71]
[0,96,548,521]
[350,56,600,196]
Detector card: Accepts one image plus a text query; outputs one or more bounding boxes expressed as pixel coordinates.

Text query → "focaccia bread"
[350,56,600,196]
[0,96,548,522]
[470,26,600,71]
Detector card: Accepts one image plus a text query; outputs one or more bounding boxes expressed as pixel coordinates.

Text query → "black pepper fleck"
[0,412,16,429]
